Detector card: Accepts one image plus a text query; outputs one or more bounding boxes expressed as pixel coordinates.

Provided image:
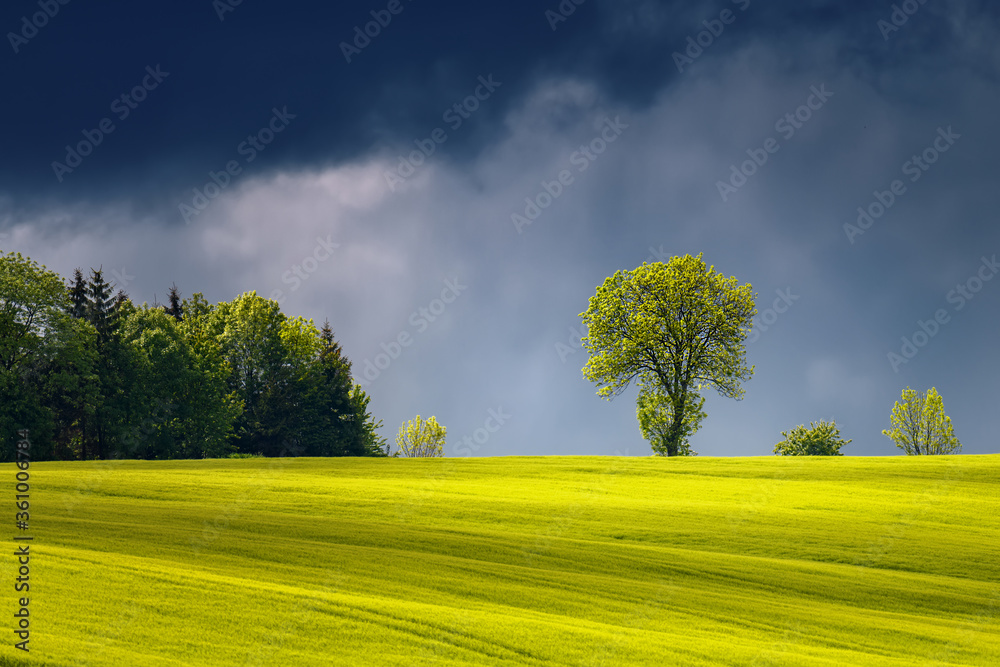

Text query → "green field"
[5,455,1000,665]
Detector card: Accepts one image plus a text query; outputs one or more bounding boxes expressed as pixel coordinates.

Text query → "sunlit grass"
[4,455,998,665]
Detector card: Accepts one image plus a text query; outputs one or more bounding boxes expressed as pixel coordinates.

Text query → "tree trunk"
[665,427,680,457]
[665,393,687,457]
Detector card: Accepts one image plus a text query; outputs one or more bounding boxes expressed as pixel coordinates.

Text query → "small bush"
[773,420,851,456]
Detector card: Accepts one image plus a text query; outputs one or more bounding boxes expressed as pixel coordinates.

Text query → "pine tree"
[82,269,135,459]
[68,268,88,319]
[65,267,96,458]
[317,320,356,455]
[164,284,183,321]
[348,384,388,457]
[86,268,115,342]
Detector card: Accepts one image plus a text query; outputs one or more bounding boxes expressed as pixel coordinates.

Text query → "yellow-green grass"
[4,455,999,665]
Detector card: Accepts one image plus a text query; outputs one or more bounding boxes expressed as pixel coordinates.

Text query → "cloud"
[4,8,1000,455]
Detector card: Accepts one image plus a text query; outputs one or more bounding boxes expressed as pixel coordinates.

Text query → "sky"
[2,0,999,457]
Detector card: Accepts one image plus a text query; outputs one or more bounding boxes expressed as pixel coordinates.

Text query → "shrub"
[773,420,851,456]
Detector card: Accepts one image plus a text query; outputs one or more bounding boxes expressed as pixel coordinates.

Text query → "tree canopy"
[773,420,851,456]
[0,251,387,461]
[580,253,755,456]
[395,415,446,458]
[882,387,961,455]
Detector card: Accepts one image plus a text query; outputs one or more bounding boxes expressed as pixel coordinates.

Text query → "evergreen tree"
[68,268,88,319]
[86,268,116,342]
[3,252,386,461]
[80,269,136,459]
[347,384,388,457]
[28,315,100,461]
[164,284,183,321]
[315,320,357,455]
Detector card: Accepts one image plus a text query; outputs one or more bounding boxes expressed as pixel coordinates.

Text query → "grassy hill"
[4,455,999,665]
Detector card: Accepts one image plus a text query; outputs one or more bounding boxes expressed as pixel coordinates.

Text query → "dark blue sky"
[3,0,999,456]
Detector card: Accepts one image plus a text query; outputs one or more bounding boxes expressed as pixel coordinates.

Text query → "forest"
[0,250,388,462]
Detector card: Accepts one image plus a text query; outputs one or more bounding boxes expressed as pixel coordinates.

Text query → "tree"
[211,292,291,455]
[178,293,242,458]
[164,284,183,321]
[257,313,324,457]
[395,415,445,458]
[68,268,88,319]
[773,420,851,456]
[29,314,100,461]
[637,376,703,456]
[0,252,76,461]
[347,384,389,457]
[0,252,70,373]
[76,268,135,460]
[299,321,366,456]
[882,387,961,455]
[85,268,117,340]
[120,307,239,459]
[580,253,755,456]
[0,251,386,461]
[209,292,383,458]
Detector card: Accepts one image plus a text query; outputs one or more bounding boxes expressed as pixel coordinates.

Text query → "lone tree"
[395,415,446,458]
[580,253,756,456]
[774,420,851,456]
[883,387,961,455]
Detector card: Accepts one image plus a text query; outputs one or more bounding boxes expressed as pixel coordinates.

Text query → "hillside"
[5,455,999,665]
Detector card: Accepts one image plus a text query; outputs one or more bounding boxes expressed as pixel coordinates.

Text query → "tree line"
[3,248,964,461]
[0,251,387,462]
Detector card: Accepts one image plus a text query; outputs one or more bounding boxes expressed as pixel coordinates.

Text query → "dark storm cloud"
[2,0,999,456]
[4,0,994,213]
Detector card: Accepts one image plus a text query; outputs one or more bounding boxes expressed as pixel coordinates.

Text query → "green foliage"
[68,268,88,319]
[773,420,851,456]
[0,251,385,461]
[396,415,446,457]
[212,292,323,457]
[204,292,388,459]
[85,268,118,342]
[0,251,69,372]
[0,252,76,460]
[29,314,100,460]
[68,268,137,459]
[178,292,242,459]
[581,253,755,456]
[119,307,238,459]
[212,293,288,444]
[883,387,961,455]
[347,383,389,457]
[636,376,703,456]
